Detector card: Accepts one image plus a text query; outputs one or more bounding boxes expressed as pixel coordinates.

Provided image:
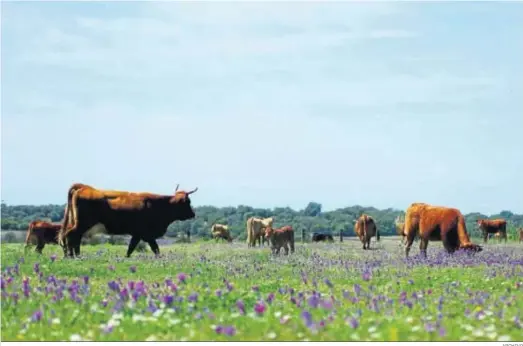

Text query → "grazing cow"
[211,224,233,243]
[265,225,295,255]
[476,219,507,244]
[58,183,197,258]
[246,217,273,248]
[312,233,334,242]
[394,215,406,245]
[24,221,62,254]
[354,214,380,250]
[403,203,482,258]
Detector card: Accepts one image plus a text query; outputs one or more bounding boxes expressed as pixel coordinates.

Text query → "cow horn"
[175,184,180,193]
[187,187,198,195]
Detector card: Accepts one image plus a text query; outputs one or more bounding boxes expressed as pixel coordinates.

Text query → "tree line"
[1,202,522,241]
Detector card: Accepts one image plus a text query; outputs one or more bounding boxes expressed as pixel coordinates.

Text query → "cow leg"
[483,231,488,244]
[404,234,416,258]
[126,236,141,258]
[419,238,428,258]
[35,240,45,254]
[147,240,160,256]
[284,243,289,255]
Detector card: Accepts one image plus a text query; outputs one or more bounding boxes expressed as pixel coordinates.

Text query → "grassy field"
[1,236,523,341]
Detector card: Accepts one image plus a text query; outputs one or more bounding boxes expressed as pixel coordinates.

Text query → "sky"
[1,1,522,215]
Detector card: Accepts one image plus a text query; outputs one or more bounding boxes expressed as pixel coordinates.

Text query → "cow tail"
[246,218,252,246]
[363,216,368,242]
[59,186,80,246]
[24,222,35,250]
[290,228,295,253]
[457,215,472,246]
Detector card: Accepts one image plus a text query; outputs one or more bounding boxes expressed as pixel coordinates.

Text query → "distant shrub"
[2,232,18,244]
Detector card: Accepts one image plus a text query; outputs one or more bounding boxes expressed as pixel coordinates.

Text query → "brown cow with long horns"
[58,183,197,258]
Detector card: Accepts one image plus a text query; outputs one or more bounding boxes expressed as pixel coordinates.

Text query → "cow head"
[265,226,275,239]
[168,186,198,221]
[476,219,486,228]
[459,242,483,253]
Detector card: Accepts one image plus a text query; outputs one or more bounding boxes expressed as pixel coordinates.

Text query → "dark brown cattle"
[58,183,197,258]
[265,225,295,255]
[519,228,523,243]
[312,233,334,242]
[403,203,482,258]
[354,214,380,250]
[476,219,507,243]
[24,221,62,253]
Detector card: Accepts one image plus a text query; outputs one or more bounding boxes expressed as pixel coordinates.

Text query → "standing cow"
[24,221,62,254]
[354,214,380,250]
[58,183,197,258]
[265,225,295,255]
[211,224,233,243]
[246,217,273,248]
[403,202,482,258]
[476,219,507,244]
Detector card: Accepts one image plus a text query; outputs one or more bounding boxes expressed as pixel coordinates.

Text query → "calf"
[265,225,295,255]
[25,221,61,254]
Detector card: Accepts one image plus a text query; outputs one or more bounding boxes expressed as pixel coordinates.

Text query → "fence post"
[339,230,343,242]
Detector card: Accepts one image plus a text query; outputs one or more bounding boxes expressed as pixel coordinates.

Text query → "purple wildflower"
[215,289,222,298]
[50,254,57,263]
[31,310,43,322]
[267,293,275,304]
[236,300,245,315]
[108,265,115,271]
[347,317,359,328]
[223,326,236,336]
[163,295,174,306]
[324,278,333,288]
[301,310,313,328]
[188,293,198,303]
[129,266,137,273]
[254,301,266,315]
[177,273,187,283]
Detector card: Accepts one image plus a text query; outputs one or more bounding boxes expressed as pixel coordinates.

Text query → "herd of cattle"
[22,183,523,259]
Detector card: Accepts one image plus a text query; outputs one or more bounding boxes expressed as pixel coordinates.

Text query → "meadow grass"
[1,237,522,341]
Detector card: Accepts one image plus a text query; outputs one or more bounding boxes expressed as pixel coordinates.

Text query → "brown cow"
[403,203,482,258]
[476,219,507,244]
[265,225,295,255]
[354,214,380,250]
[58,183,197,258]
[211,224,233,243]
[394,215,406,245]
[24,221,62,254]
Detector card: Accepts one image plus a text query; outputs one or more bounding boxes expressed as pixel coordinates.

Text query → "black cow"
[58,183,197,258]
[312,233,334,242]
